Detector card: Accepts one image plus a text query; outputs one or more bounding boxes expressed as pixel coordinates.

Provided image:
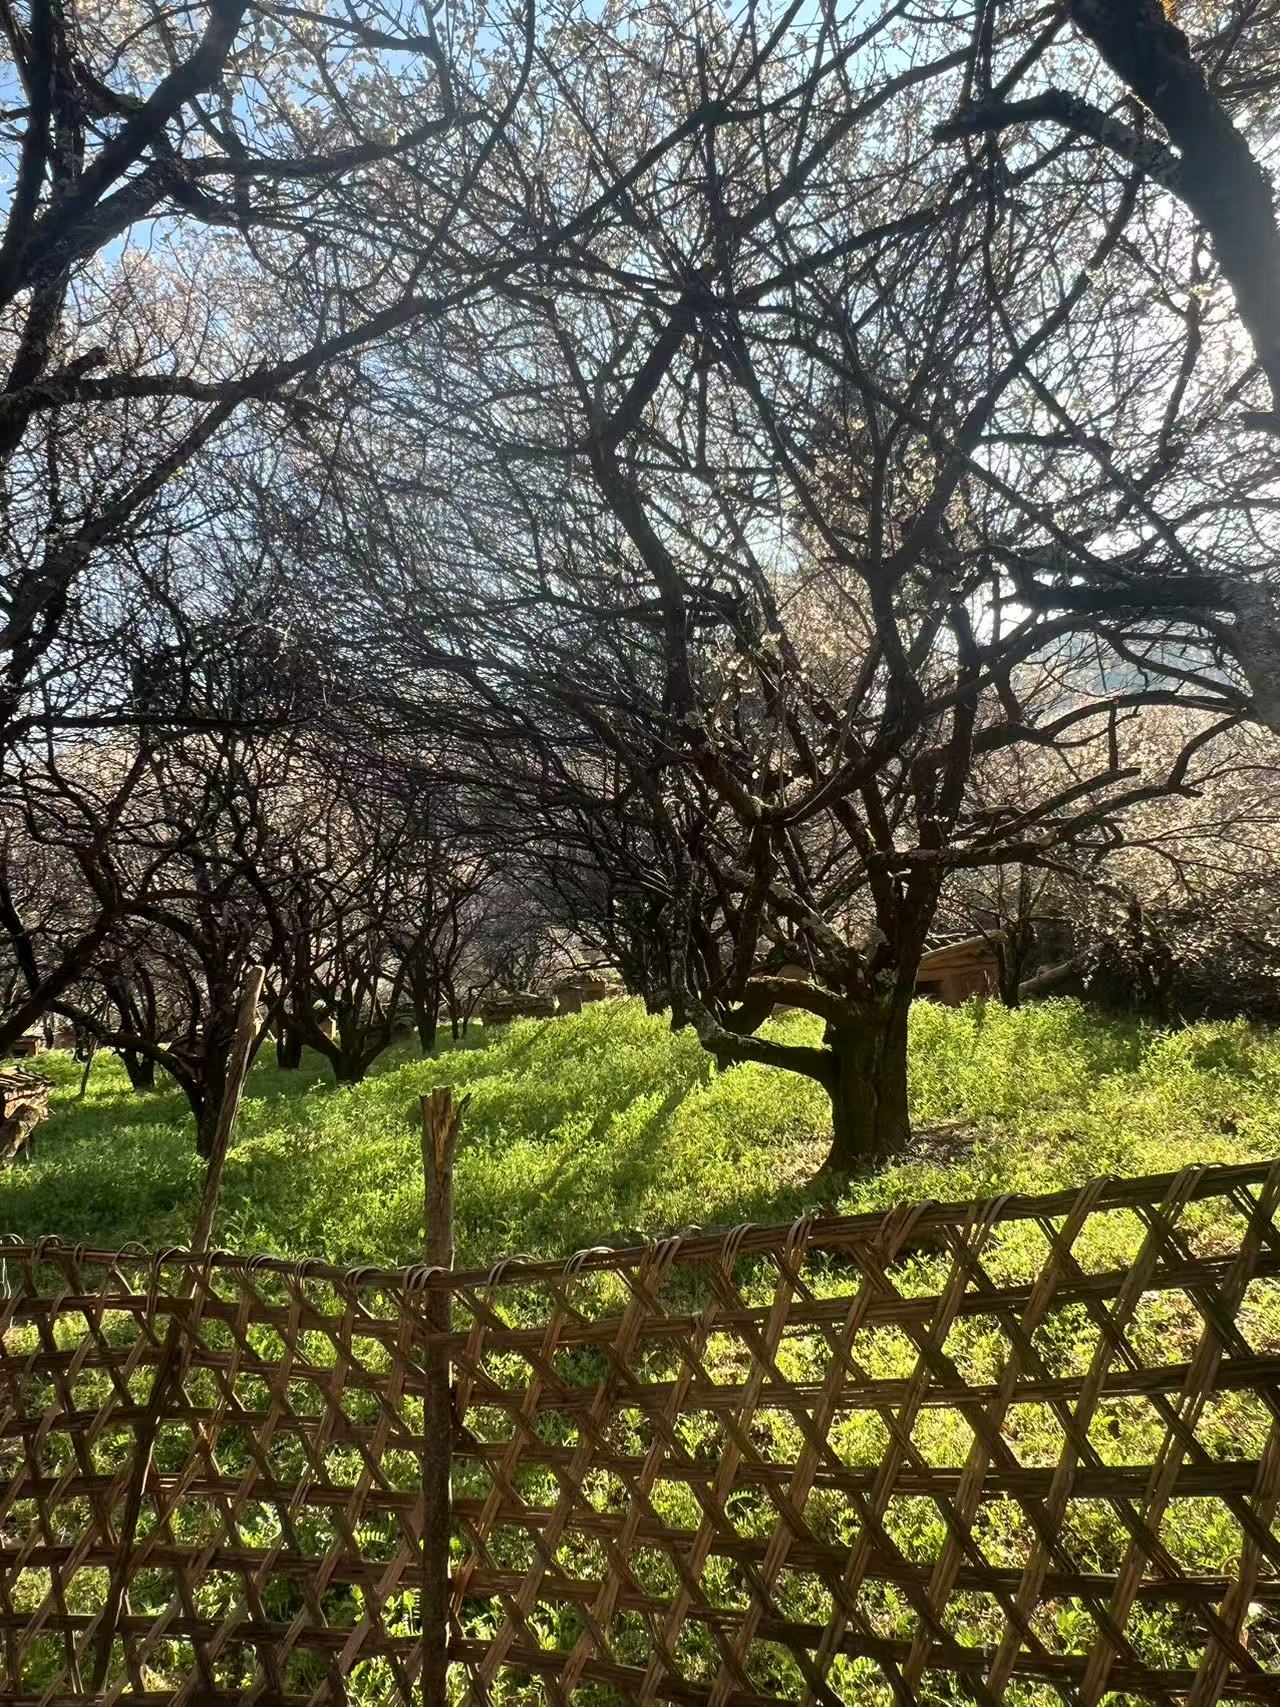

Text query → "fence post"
[420,1085,467,1704]
[91,963,265,1692]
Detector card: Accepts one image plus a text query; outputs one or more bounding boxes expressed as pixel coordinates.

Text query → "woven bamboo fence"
[4,1159,1280,1704]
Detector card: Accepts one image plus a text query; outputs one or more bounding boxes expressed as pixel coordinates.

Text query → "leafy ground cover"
[1,996,1275,1267]
[5,998,1280,1703]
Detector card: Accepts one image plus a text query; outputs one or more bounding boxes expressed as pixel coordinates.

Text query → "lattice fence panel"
[0,1245,445,1706]
[5,1161,1280,1704]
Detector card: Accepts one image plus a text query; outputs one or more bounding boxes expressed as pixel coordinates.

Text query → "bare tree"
[1064,714,1280,1021]
[0,737,153,1049]
[0,0,564,769]
[282,0,1265,1171]
[933,0,1280,722]
[8,0,1280,1186]
[253,751,504,1079]
[39,725,276,1153]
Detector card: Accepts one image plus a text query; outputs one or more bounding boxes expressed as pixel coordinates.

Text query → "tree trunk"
[194,1097,219,1160]
[119,1049,156,1091]
[996,921,1033,1008]
[275,1026,304,1070]
[820,995,912,1176]
[193,967,267,1251]
[414,988,438,1054]
[77,1042,97,1101]
[332,1049,366,1085]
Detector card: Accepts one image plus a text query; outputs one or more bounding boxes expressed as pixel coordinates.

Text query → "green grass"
[2,996,1276,1267]
[5,997,1280,1703]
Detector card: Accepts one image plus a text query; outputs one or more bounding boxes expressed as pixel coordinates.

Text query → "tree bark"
[332,1049,366,1085]
[820,995,912,1176]
[275,1026,304,1070]
[77,1043,97,1101]
[118,1048,156,1091]
[192,965,265,1248]
[1017,954,1086,1003]
[414,993,438,1055]
[995,919,1034,1008]
[1067,0,1280,416]
[194,1094,219,1160]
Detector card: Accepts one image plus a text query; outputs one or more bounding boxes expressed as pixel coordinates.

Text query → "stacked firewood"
[0,1069,50,1166]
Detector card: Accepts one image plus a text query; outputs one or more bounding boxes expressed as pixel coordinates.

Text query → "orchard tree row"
[2,0,1280,1170]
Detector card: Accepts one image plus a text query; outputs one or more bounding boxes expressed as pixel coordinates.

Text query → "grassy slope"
[2,996,1276,1267]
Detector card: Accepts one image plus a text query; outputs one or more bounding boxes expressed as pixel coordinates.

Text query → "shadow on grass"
[449,1069,819,1262]
[17,1013,830,1262]
[12,998,1244,1270]
[480,1077,699,1250]
[35,1082,192,1143]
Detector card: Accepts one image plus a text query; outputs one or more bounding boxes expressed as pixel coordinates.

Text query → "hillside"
[3,999,1277,1268]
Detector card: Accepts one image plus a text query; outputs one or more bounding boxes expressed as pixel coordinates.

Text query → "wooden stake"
[421,1085,466,1270]
[75,1039,97,1101]
[95,967,265,1690]
[192,964,265,1255]
[420,1084,468,1706]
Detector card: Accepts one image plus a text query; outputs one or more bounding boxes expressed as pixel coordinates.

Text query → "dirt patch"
[906,1119,981,1166]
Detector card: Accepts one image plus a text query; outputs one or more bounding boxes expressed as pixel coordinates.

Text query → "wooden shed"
[914,936,999,1005]
[478,991,557,1024]
[553,973,620,1015]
